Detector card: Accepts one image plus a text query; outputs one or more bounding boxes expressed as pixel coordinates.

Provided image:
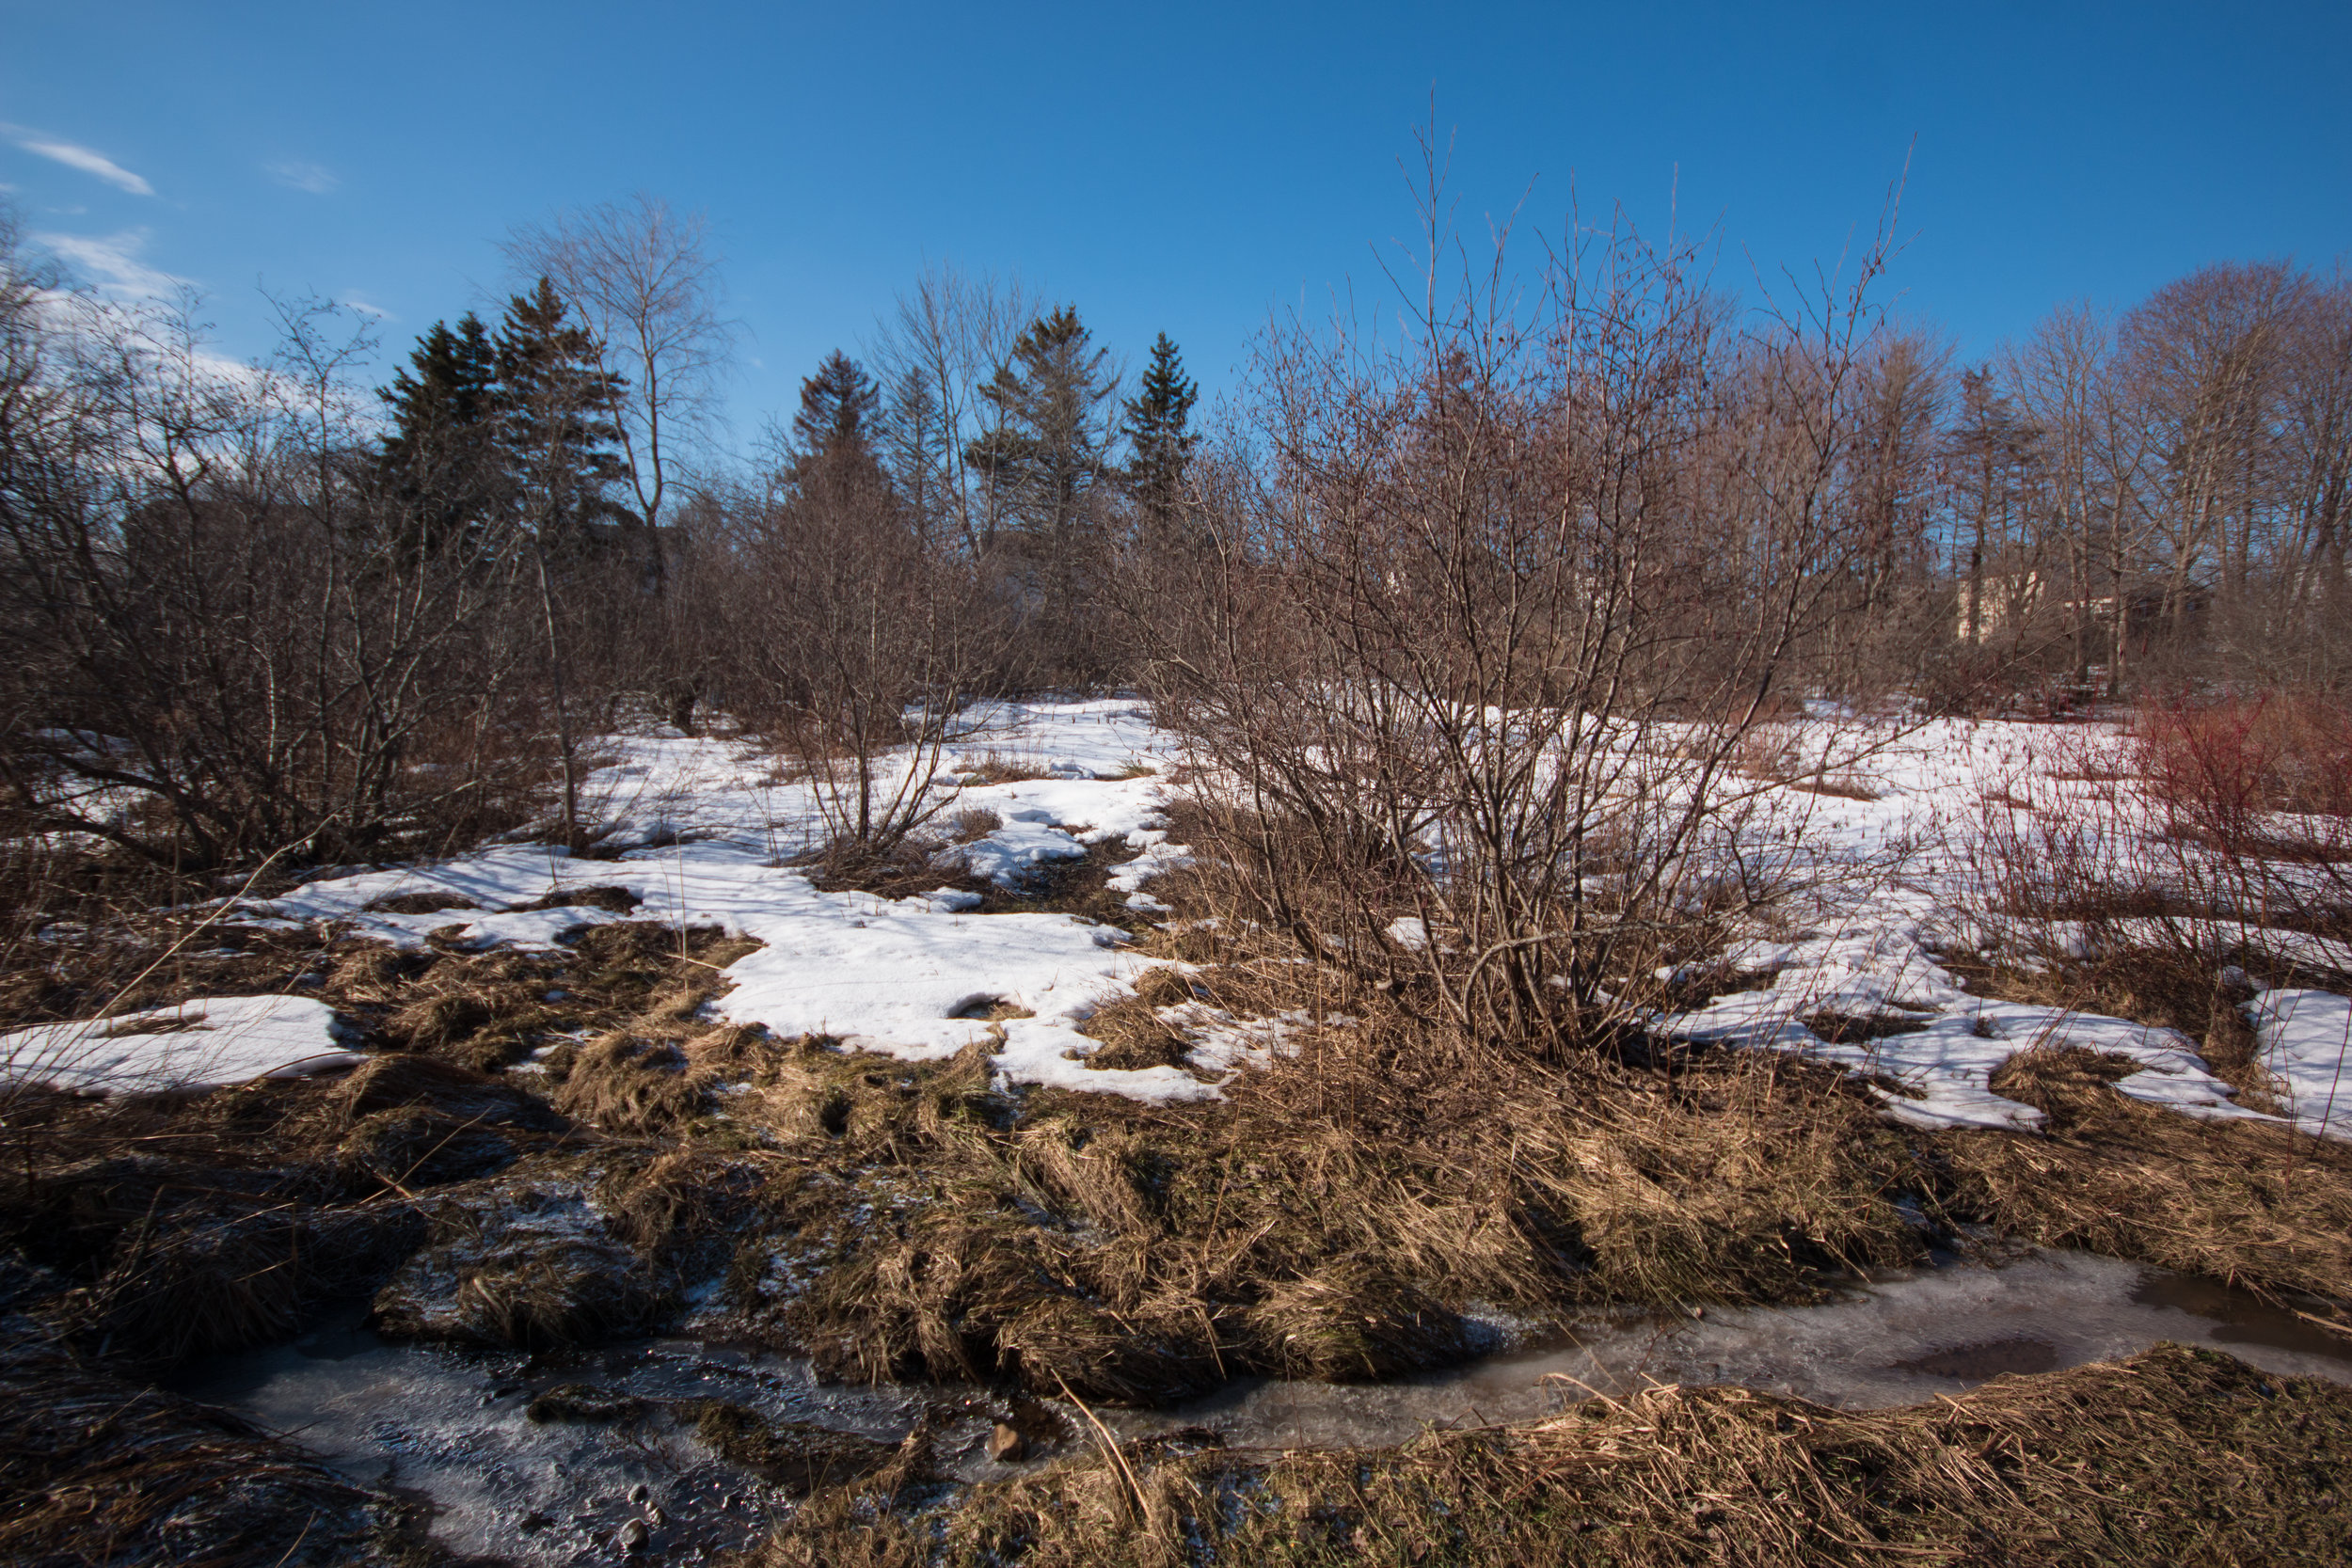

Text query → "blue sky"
[3,1,2346,448]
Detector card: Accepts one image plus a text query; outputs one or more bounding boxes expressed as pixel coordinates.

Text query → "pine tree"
[492,277,629,552]
[376,312,500,556]
[1121,332,1198,529]
[965,306,1119,540]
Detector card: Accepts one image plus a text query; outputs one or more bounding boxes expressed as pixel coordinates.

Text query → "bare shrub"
[1142,165,1939,1054]
[2132,689,2352,857]
[715,451,1005,866]
[0,230,557,873]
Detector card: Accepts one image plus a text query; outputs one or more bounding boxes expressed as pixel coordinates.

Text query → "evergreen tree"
[965,306,1119,539]
[1121,332,1198,528]
[376,312,499,556]
[492,277,629,550]
[789,350,882,467]
[783,350,898,531]
[876,363,952,551]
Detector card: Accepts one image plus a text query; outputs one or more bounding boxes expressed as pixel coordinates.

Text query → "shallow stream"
[172,1249,2352,1565]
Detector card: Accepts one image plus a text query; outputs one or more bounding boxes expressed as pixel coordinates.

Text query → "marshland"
[7,27,2352,1563]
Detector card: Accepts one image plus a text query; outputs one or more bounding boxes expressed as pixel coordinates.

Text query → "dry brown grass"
[960,751,1060,785]
[1955,940,2296,1109]
[691,1401,902,1495]
[1933,1045,2352,1310]
[735,1341,2352,1568]
[1073,969,1202,1072]
[700,990,1932,1409]
[681,873,2352,1413]
[948,806,1005,843]
[0,917,769,1371]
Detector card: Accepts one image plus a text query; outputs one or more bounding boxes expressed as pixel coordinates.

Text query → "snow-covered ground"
[0,994,364,1094]
[17,701,2345,1133]
[1656,718,2350,1136]
[246,700,1224,1104]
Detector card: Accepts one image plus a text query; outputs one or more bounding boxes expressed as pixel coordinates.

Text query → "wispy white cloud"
[34,230,188,303]
[338,292,391,320]
[265,158,338,195]
[2,125,154,196]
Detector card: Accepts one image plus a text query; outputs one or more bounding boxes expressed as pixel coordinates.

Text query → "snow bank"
[0,994,363,1094]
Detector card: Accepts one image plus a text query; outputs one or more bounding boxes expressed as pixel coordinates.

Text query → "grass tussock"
[692,1401,903,1495]
[736,1342,2352,1568]
[816,832,1152,931]
[1073,968,1202,1072]
[1934,1045,2352,1310]
[707,990,1933,1407]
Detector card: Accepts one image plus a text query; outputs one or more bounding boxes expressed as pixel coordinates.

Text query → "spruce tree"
[783,350,897,531]
[1120,332,1198,529]
[492,277,629,553]
[876,364,952,551]
[789,350,882,467]
[965,306,1118,539]
[376,312,500,557]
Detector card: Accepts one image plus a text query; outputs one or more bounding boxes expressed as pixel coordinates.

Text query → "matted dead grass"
[737,1342,2352,1568]
[1933,1045,2352,1313]
[703,998,1934,1406]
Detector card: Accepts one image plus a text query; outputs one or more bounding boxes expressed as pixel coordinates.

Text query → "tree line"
[1,182,2346,895]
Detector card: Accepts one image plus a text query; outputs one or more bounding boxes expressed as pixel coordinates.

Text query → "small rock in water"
[619,1517,651,1554]
[988,1421,1027,1463]
[628,1482,651,1504]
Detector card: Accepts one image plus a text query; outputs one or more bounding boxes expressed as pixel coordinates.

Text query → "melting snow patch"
[0,995,362,1094]
[232,703,1217,1106]
[2245,990,2352,1138]
[1664,927,2279,1133]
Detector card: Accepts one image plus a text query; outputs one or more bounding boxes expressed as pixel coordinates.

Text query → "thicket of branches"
[2,175,2348,912]
[1941,260,2352,699]
[1132,178,1951,1049]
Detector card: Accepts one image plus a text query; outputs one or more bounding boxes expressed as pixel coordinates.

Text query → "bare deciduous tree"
[503,193,735,587]
[868,262,1036,559]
